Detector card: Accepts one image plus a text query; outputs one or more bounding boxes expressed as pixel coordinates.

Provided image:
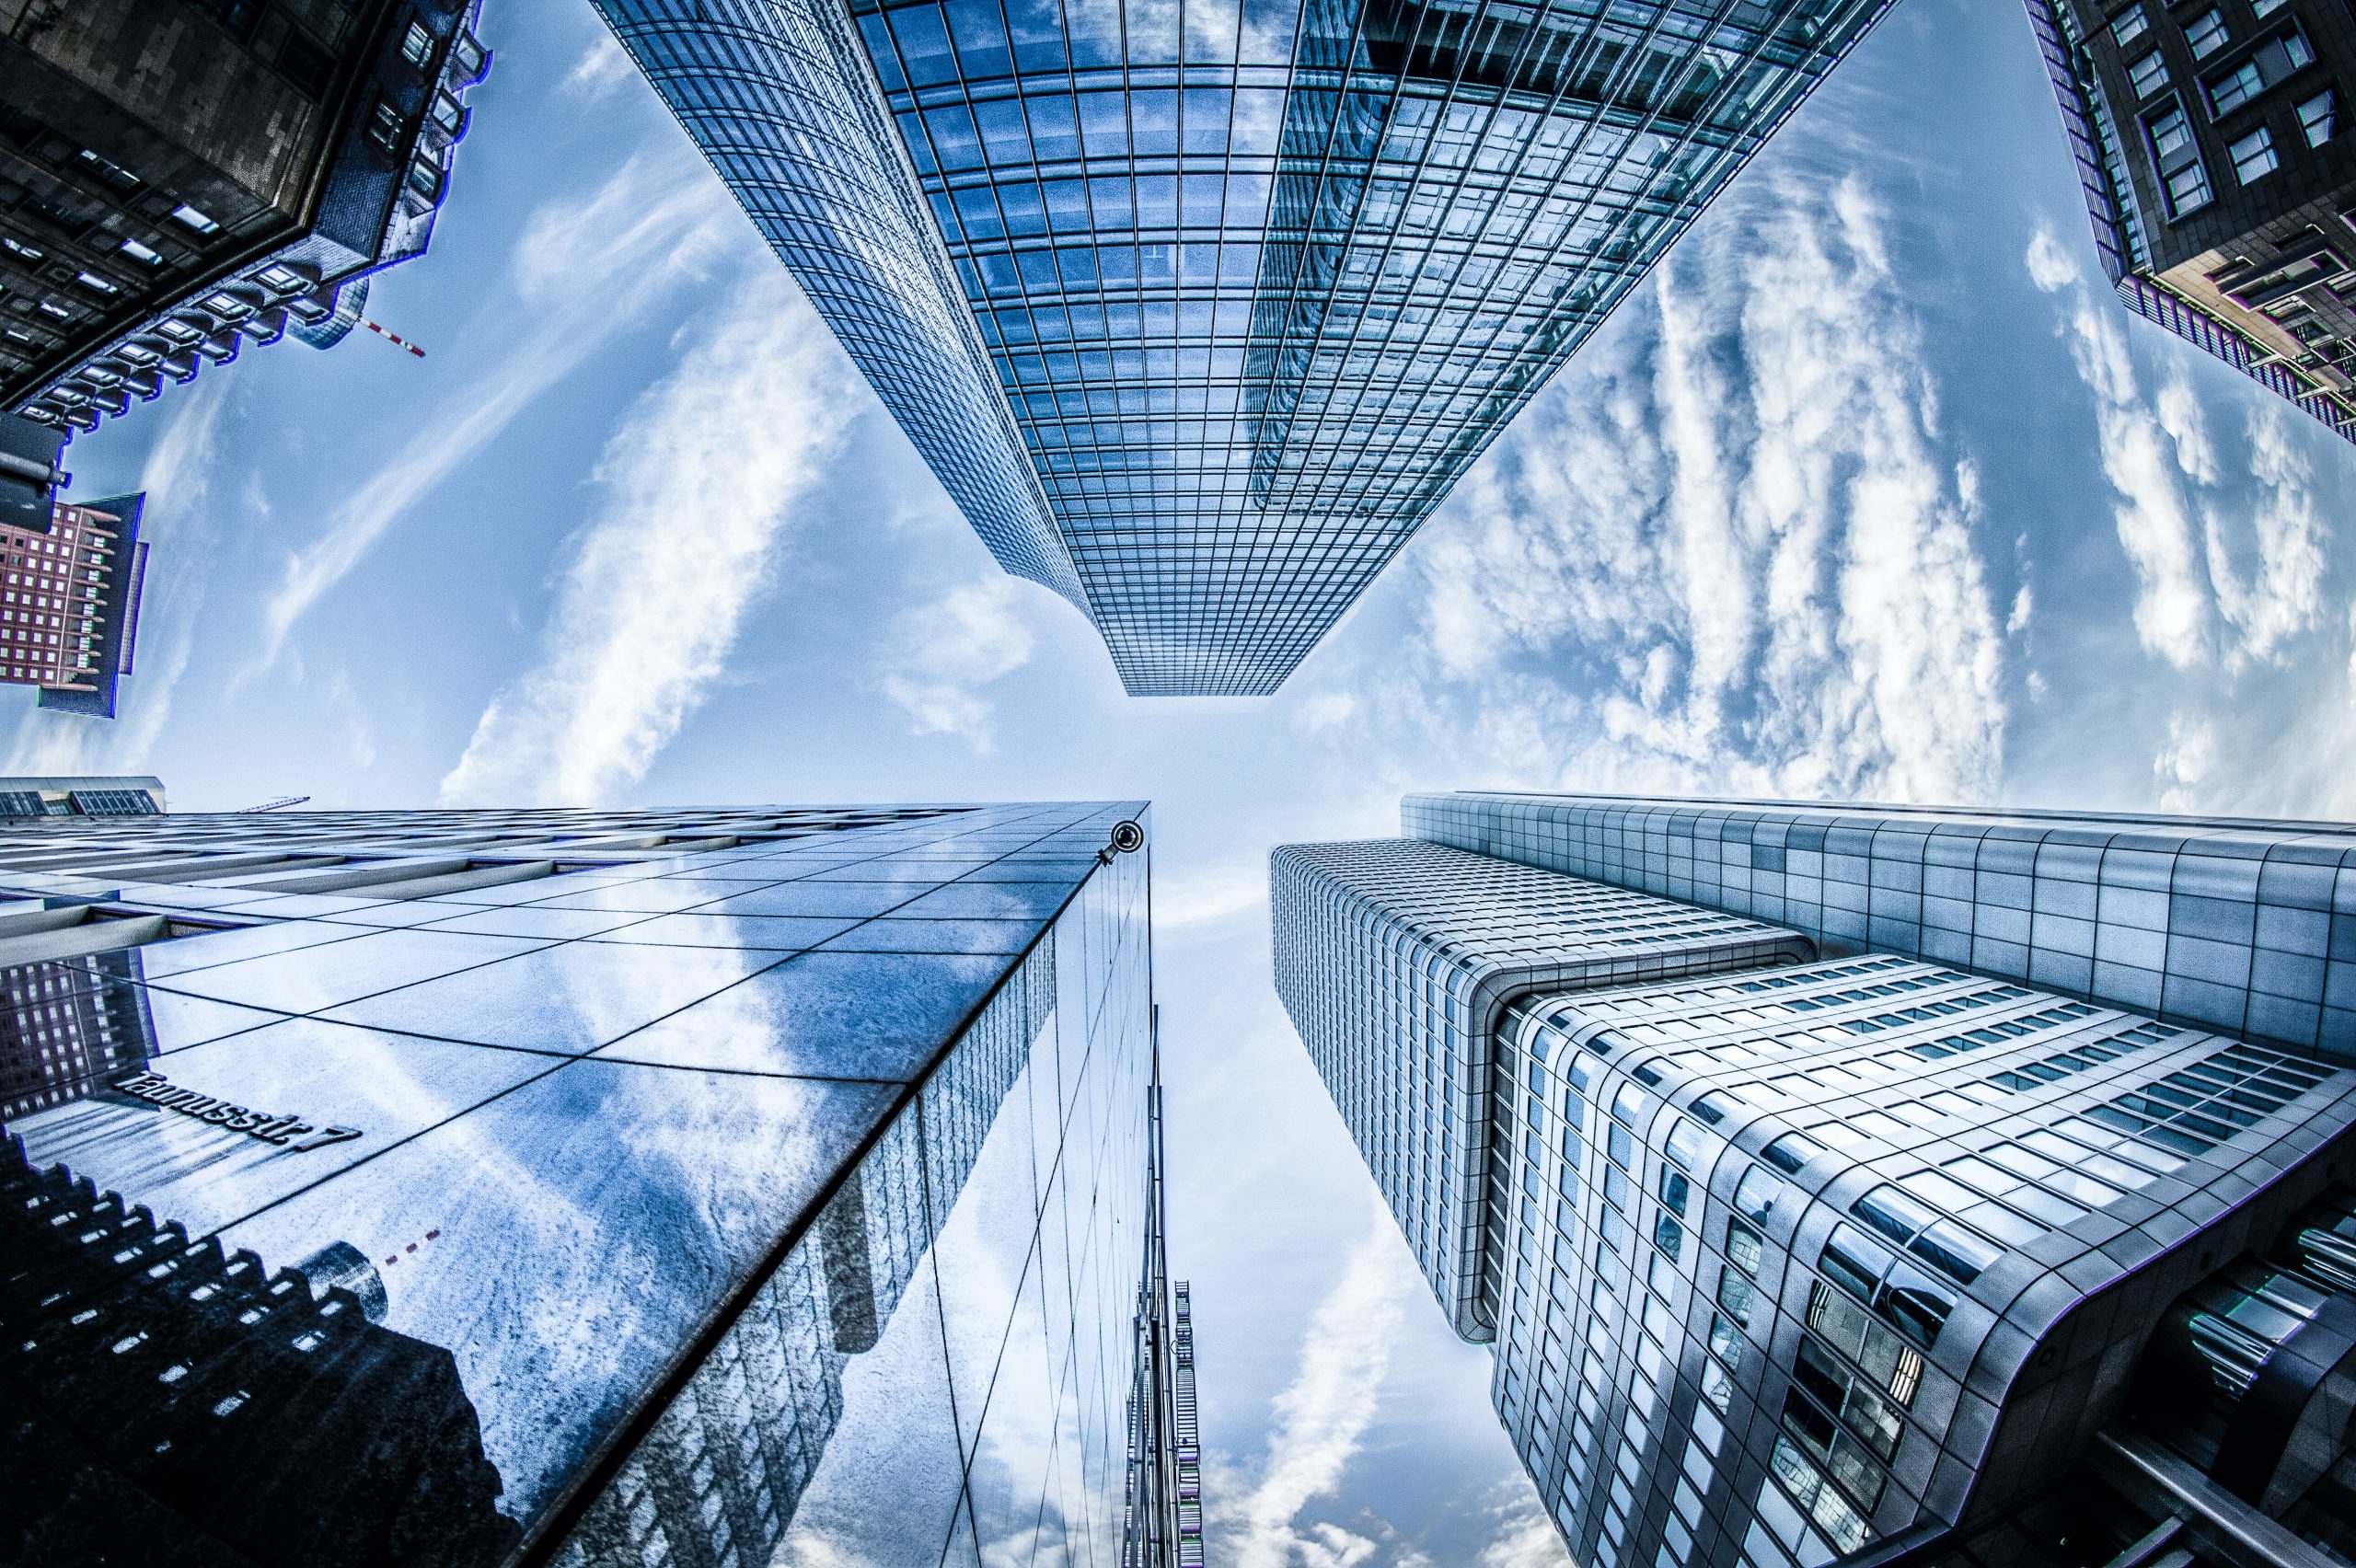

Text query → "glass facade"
[1274,798,2356,1567]
[596,0,1888,695]
[0,799,1161,1567]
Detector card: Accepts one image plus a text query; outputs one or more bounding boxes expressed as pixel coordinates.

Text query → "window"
[2211,31,2316,112]
[1,234,43,262]
[1716,1267,1756,1327]
[2300,88,2339,143]
[2112,6,2149,45]
[118,237,161,266]
[1819,1225,1958,1349]
[429,91,466,136]
[1795,1337,1905,1461]
[256,264,307,294]
[2186,8,2228,56]
[2231,124,2280,180]
[1727,1218,1764,1276]
[2147,103,2213,213]
[1734,1166,1779,1223]
[367,99,406,156]
[2253,0,2286,13]
[2130,50,2170,96]
[168,203,218,236]
[1762,1132,1822,1175]
[1852,1185,2003,1284]
[75,148,140,190]
[405,156,444,201]
[400,19,436,67]
[74,271,118,296]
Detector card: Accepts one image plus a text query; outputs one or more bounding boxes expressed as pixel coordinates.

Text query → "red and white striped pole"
[359,318,426,358]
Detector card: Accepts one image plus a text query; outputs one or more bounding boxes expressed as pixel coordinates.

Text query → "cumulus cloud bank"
[1399,172,2007,806]
[440,268,860,804]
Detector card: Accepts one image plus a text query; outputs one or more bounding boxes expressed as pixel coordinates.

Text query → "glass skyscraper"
[0,798,1176,1566]
[1275,791,2356,1568]
[595,0,1888,695]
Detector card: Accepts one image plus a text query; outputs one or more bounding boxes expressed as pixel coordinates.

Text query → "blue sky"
[24,0,2356,1556]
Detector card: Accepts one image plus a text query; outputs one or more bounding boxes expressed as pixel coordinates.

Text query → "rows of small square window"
[1691,1047,2189,1246]
[1487,1032,1709,1568]
[1573,966,2025,1059]
[1499,1023,1943,1568]
[1276,874,1471,1286]
[852,0,1831,378]
[1629,983,2053,1089]
[2085,1039,2338,1155]
[855,0,1880,542]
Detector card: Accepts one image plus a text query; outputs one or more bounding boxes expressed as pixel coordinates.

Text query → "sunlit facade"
[1,800,1163,1566]
[1276,795,2356,1568]
[596,0,1890,694]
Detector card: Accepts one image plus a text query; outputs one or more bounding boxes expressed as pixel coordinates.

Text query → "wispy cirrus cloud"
[248,146,743,678]
[1228,1199,1415,1568]
[876,576,1038,751]
[1371,170,2007,807]
[439,267,860,805]
[2026,227,2328,671]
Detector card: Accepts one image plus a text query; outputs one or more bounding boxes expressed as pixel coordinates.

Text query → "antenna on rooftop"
[236,796,310,813]
[358,318,426,359]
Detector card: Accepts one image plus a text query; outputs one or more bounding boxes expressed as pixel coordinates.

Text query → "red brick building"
[0,492,147,716]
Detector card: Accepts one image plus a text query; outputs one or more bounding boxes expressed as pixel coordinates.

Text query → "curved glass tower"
[595,0,1889,694]
[1276,792,2356,1568]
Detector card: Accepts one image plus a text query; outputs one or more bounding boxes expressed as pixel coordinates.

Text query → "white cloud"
[439,267,860,805]
[1229,1200,1415,1568]
[2026,229,2333,672]
[2026,229,2210,668]
[876,576,1037,751]
[248,148,742,676]
[1398,172,2006,806]
[1474,1482,1572,1568]
[2205,406,2326,663]
[7,377,236,776]
[1157,859,1267,929]
[2154,710,2219,811]
[562,29,636,99]
[2024,227,2081,293]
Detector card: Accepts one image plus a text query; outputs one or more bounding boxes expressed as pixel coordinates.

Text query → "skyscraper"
[1,798,1175,1565]
[595,0,1890,695]
[2027,0,2356,440]
[1275,792,2356,1568]
[1,0,491,438]
[0,494,149,717]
